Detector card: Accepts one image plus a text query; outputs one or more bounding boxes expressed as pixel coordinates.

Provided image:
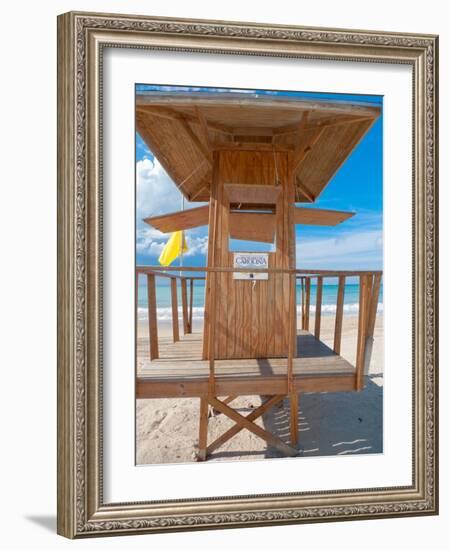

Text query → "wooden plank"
[304,278,311,331]
[363,273,382,376]
[146,274,159,360]
[207,397,298,457]
[296,179,315,202]
[291,128,325,173]
[207,395,285,454]
[188,279,194,333]
[181,278,189,335]
[367,273,382,337]
[333,276,346,354]
[197,397,209,461]
[229,212,275,243]
[290,392,299,446]
[179,115,213,165]
[170,278,180,343]
[314,276,323,339]
[136,375,356,399]
[143,205,209,233]
[224,183,281,205]
[294,207,355,226]
[355,275,371,390]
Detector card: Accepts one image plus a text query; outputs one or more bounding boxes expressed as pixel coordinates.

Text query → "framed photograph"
[57,11,438,538]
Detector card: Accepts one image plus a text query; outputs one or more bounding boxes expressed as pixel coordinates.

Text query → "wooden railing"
[136,266,382,391]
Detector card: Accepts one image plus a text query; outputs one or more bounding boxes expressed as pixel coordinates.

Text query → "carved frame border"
[57,11,438,538]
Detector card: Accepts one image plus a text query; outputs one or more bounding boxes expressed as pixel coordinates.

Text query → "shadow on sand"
[262,375,383,459]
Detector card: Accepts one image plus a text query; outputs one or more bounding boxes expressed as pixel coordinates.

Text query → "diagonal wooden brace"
[207,395,285,454]
[207,396,298,458]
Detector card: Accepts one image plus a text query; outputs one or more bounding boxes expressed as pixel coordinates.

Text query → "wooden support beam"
[179,115,213,165]
[146,274,159,360]
[301,278,305,330]
[296,179,315,203]
[195,106,213,148]
[314,276,323,339]
[170,278,180,343]
[208,397,298,457]
[290,392,299,447]
[363,273,382,375]
[181,278,190,335]
[305,114,373,131]
[206,395,284,454]
[197,397,209,461]
[333,276,345,354]
[304,278,311,331]
[355,275,371,390]
[291,127,325,173]
[188,278,194,334]
[288,274,298,446]
[137,105,233,135]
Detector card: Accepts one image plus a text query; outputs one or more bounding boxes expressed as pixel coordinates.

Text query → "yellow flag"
[158,231,188,266]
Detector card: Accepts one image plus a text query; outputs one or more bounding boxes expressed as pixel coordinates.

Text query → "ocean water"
[137,280,383,321]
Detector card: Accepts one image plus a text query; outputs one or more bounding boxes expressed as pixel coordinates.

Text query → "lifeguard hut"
[136,91,382,460]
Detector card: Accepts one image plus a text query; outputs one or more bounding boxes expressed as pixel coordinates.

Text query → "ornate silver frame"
[57,11,439,538]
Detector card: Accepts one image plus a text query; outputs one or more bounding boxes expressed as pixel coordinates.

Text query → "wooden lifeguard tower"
[136,91,382,460]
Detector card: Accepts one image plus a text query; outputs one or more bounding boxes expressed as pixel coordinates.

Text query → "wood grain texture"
[144,205,209,233]
[170,278,180,343]
[333,276,346,354]
[147,274,159,360]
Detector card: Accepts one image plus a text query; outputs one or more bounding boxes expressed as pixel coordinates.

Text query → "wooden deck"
[137,330,356,398]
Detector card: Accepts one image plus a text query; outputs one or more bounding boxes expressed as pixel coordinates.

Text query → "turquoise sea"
[137,280,383,321]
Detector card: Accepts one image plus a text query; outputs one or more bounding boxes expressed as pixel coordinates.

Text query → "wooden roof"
[136,91,380,203]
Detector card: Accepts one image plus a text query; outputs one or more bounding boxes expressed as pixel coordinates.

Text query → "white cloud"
[296,229,383,270]
[136,157,182,222]
[136,157,209,260]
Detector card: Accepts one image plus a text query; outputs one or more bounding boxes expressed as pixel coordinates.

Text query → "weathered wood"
[355,275,371,390]
[229,211,275,243]
[170,278,179,343]
[291,128,325,173]
[363,273,382,375]
[137,330,357,398]
[224,183,281,205]
[197,397,209,461]
[181,278,190,335]
[144,205,209,233]
[290,392,299,446]
[136,93,380,205]
[301,278,305,330]
[179,115,213,165]
[304,278,311,331]
[314,276,323,339]
[137,265,382,276]
[188,278,194,333]
[333,276,346,354]
[207,395,284,454]
[294,207,355,226]
[137,374,356,399]
[207,397,298,457]
[146,274,159,360]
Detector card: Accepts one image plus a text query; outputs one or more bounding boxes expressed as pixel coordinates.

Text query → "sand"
[136,314,383,465]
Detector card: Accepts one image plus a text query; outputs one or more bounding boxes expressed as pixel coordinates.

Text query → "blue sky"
[136,86,382,270]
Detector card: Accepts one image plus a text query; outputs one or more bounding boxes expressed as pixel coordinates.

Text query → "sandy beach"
[136,314,383,465]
